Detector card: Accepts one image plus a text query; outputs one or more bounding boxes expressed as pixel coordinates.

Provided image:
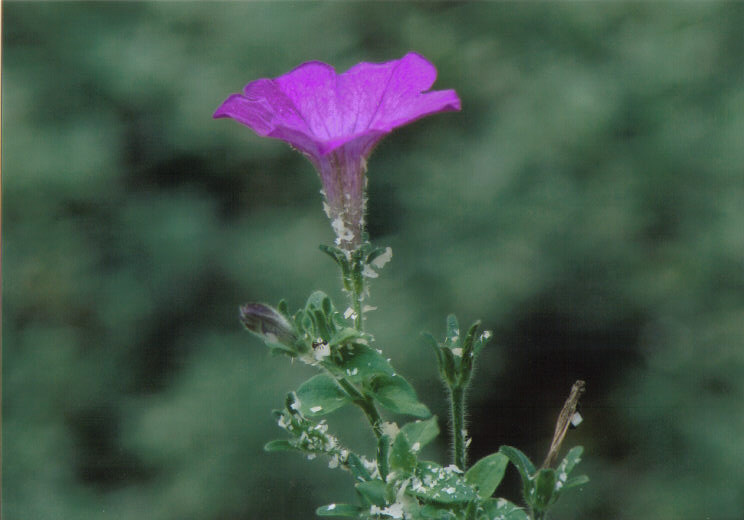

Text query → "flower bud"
[239,303,297,346]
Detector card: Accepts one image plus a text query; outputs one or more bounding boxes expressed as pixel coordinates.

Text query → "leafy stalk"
[450,385,467,470]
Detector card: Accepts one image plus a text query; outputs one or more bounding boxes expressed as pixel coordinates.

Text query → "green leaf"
[300,312,314,336]
[356,479,392,507]
[263,439,299,452]
[335,343,394,382]
[440,347,457,384]
[465,453,508,499]
[420,504,458,519]
[319,244,346,265]
[461,321,481,356]
[481,498,529,520]
[557,446,583,476]
[305,291,333,312]
[368,374,431,418]
[328,327,364,348]
[532,469,557,510]
[311,308,331,341]
[296,374,350,416]
[316,503,362,517]
[399,417,440,451]
[267,344,297,357]
[408,461,478,504]
[499,446,536,480]
[563,474,590,490]
[390,431,416,475]
[346,452,372,482]
[322,294,333,317]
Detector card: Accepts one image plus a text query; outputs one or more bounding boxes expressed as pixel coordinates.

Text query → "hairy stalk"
[352,289,363,331]
[450,385,467,470]
[350,250,365,331]
[339,247,389,476]
[359,395,388,480]
[337,378,383,440]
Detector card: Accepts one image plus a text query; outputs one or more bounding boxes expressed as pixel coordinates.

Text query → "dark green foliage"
[367,374,431,418]
[465,453,509,499]
[500,446,589,518]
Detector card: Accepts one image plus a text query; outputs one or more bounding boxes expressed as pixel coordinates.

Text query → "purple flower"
[214,52,461,249]
[240,303,297,346]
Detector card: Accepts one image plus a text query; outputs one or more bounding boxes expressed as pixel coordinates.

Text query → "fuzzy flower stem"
[337,376,386,478]
[351,278,364,332]
[450,385,467,470]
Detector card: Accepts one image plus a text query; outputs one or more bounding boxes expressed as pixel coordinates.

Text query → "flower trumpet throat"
[214,52,461,249]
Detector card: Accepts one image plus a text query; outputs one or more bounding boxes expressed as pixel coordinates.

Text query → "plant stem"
[342,245,388,476]
[450,385,467,470]
[352,290,363,331]
[358,395,388,479]
[349,250,366,331]
[336,375,386,478]
[357,393,383,438]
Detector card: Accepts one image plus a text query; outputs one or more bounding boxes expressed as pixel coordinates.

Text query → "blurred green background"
[4,2,744,519]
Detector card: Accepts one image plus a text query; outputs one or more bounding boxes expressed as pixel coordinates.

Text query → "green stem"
[341,245,389,476]
[450,385,467,470]
[359,395,388,480]
[352,289,363,331]
[357,393,383,438]
[336,376,386,479]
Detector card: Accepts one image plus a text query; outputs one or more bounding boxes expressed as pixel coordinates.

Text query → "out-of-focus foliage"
[3,2,743,519]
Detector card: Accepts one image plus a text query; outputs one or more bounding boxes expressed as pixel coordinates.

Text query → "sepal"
[425,315,493,390]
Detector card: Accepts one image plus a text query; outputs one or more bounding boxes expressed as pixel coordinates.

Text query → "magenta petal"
[214,52,461,249]
[213,52,460,159]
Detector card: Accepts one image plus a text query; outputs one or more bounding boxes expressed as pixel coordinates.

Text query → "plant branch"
[450,385,467,470]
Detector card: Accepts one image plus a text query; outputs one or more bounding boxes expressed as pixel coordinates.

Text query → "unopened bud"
[239,303,297,345]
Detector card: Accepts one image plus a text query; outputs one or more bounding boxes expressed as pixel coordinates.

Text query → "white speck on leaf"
[371,247,393,269]
[381,421,400,438]
[362,264,379,278]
